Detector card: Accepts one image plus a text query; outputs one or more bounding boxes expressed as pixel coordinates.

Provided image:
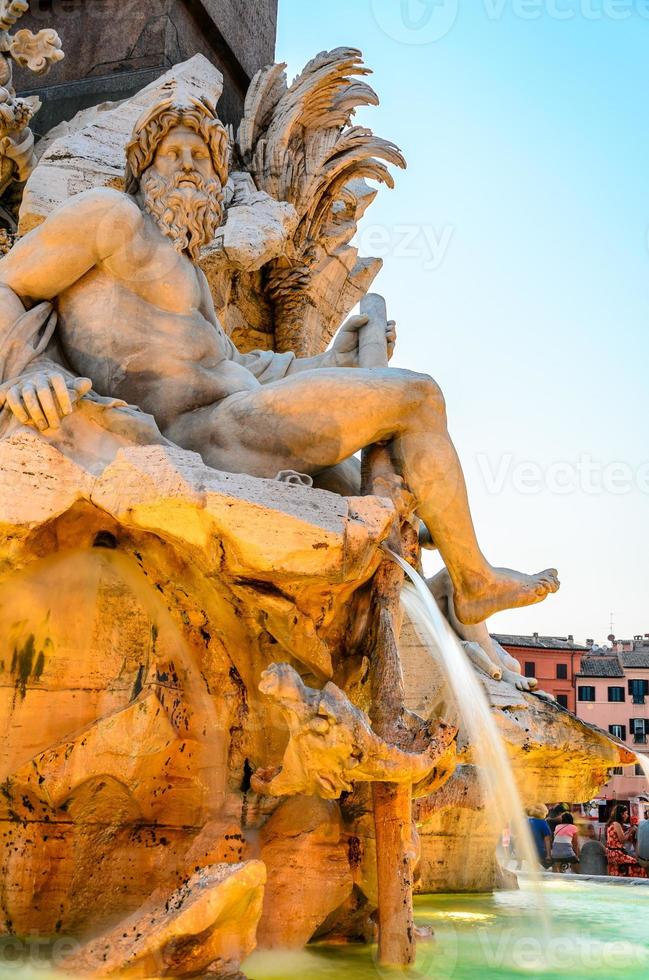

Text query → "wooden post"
[359,293,417,967]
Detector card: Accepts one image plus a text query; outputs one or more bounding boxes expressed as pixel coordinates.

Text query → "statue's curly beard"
[139,168,224,261]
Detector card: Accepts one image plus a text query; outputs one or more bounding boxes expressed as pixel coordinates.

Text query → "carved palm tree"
[236,47,406,355]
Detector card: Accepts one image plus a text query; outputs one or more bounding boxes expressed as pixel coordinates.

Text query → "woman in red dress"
[605,805,649,878]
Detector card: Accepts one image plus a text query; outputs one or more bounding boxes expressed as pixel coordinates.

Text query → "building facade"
[492,633,588,712]
[575,637,649,804]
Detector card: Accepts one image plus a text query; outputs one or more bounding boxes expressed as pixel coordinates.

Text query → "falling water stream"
[387,551,550,924]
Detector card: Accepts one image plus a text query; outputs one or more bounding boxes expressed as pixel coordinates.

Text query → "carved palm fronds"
[236,48,406,355]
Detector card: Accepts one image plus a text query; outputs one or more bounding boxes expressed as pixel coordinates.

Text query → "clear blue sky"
[276,0,649,645]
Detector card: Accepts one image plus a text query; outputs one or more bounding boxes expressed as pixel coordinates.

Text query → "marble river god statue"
[0,49,627,979]
[0,87,559,628]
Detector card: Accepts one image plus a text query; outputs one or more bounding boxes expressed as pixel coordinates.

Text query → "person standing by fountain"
[637,815,649,862]
[547,802,570,835]
[527,803,552,868]
[551,812,580,872]
[605,806,648,878]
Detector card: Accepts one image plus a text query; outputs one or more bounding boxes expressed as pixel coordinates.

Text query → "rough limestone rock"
[414,767,494,893]
[0,429,393,943]
[61,861,266,978]
[255,797,353,949]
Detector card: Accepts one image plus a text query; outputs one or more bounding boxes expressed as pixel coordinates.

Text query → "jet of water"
[385,549,550,920]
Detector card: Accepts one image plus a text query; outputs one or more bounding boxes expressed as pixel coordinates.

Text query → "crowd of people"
[526,802,649,877]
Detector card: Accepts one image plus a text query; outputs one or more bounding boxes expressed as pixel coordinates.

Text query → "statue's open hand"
[0,371,93,430]
[331,314,397,367]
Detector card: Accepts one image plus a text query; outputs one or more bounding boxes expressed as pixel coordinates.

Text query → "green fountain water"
[242,881,649,980]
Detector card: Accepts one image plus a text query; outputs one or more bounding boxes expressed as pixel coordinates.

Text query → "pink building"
[575,638,649,804]
[493,632,587,712]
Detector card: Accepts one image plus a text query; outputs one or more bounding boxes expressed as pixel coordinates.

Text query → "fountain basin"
[8,880,647,979]
[244,880,649,979]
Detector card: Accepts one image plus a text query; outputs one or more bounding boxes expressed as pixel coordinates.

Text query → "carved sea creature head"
[125,88,230,260]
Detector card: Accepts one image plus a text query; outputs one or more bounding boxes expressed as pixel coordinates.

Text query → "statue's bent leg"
[169,367,558,624]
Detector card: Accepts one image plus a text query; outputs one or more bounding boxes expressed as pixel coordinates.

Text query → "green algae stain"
[13,635,34,698]
[9,634,48,698]
[130,664,145,702]
[34,651,46,679]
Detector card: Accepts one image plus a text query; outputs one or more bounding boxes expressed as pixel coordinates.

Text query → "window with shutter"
[629,679,646,705]
[609,724,627,740]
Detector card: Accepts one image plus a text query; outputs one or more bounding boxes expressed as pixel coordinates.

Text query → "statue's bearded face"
[140,125,224,260]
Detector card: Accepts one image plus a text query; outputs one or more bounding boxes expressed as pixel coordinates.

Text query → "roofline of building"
[574,667,624,681]
[491,634,590,652]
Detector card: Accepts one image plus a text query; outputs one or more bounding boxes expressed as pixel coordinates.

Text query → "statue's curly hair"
[124,90,229,193]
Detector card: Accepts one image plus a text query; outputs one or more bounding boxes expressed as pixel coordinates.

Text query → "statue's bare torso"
[55,194,260,429]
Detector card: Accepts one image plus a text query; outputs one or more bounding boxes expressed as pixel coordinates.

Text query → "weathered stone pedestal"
[0,430,395,971]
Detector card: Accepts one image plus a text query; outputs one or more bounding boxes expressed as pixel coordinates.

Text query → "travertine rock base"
[61,861,266,978]
[0,428,632,963]
[0,430,392,965]
[256,797,353,949]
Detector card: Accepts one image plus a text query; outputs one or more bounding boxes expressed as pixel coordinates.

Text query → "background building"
[575,637,649,805]
[492,632,588,712]
[14,0,279,134]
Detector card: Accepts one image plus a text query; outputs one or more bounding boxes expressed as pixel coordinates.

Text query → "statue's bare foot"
[463,640,503,681]
[454,567,559,626]
[501,667,538,692]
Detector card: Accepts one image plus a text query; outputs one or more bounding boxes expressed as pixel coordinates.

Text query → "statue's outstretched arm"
[0,189,140,430]
[197,267,396,378]
[0,187,141,303]
[283,313,393,373]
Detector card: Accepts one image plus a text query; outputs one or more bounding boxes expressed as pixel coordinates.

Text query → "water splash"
[385,550,549,917]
